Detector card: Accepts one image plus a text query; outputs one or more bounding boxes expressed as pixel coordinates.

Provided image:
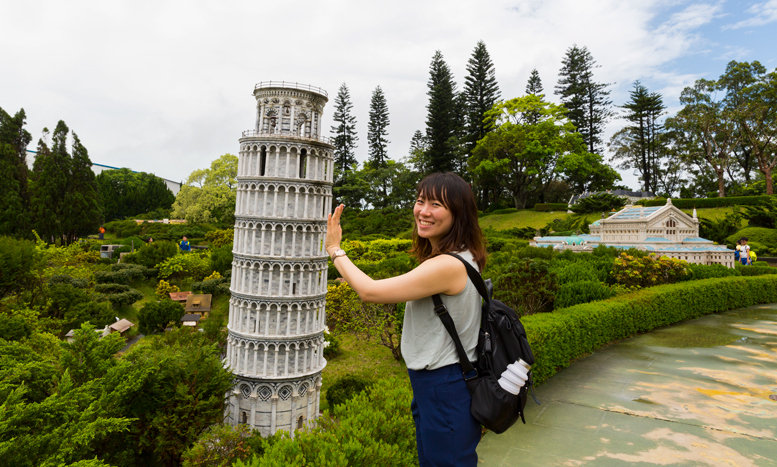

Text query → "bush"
[534,203,568,212]
[192,276,231,296]
[554,280,615,309]
[155,280,181,300]
[638,194,777,209]
[571,193,627,214]
[47,274,89,289]
[726,227,777,253]
[137,299,185,334]
[682,263,740,281]
[209,243,233,276]
[0,236,40,300]
[525,275,777,384]
[611,253,688,288]
[94,283,131,294]
[237,377,415,467]
[492,258,559,316]
[123,241,179,270]
[157,252,212,282]
[326,375,372,410]
[551,259,611,285]
[735,263,777,276]
[0,314,32,341]
[323,329,340,359]
[98,288,144,309]
[205,229,234,248]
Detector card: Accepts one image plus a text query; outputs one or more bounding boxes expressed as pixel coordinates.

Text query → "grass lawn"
[477,206,746,232]
[478,210,572,230]
[320,333,409,412]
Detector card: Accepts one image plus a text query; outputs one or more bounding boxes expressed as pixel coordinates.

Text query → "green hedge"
[524,276,777,384]
[637,194,777,208]
[534,203,568,212]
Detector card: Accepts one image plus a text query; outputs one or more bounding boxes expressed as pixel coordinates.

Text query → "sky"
[2,0,776,190]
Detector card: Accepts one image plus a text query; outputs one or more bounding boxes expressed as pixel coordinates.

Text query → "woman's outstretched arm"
[325,205,467,304]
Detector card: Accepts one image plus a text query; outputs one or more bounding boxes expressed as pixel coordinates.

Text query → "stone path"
[477,303,777,466]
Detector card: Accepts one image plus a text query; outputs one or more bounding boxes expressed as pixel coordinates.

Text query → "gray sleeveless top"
[401,251,481,371]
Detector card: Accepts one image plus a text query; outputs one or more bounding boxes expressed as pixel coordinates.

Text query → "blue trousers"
[408,363,481,467]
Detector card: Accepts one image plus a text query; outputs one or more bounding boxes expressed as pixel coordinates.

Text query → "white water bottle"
[498,359,531,395]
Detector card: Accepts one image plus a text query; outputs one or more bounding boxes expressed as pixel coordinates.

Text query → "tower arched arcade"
[226,82,334,437]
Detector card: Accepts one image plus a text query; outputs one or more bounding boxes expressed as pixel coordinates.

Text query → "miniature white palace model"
[225,82,335,437]
[532,199,736,267]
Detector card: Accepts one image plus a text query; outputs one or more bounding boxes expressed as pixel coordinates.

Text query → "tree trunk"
[765,166,773,195]
[716,169,726,198]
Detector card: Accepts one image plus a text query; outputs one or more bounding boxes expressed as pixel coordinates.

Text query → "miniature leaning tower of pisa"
[225,81,334,437]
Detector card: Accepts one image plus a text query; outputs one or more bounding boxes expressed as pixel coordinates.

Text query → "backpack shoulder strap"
[430,252,489,380]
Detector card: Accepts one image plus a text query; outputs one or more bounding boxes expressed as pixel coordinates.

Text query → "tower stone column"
[226,81,334,438]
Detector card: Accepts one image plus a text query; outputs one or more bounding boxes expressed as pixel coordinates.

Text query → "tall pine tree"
[330,83,359,184]
[526,69,543,95]
[425,51,458,173]
[0,107,32,237]
[610,81,666,194]
[463,41,500,153]
[367,85,390,169]
[63,133,102,243]
[555,45,613,154]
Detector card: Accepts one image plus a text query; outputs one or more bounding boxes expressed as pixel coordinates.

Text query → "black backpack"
[431,253,539,434]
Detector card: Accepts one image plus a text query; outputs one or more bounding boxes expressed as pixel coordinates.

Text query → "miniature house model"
[532,199,736,267]
[225,82,334,437]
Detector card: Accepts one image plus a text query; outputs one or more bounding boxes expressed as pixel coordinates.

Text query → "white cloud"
[725,0,777,29]
[0,0,732,189]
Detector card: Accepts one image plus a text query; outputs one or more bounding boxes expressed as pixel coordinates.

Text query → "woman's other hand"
[326,204,345,257]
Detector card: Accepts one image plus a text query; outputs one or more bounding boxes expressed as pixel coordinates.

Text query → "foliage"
[94,264,147,284]
[638,194,777,208]
[555,44,613,154]
[366,85,391,171]
[551,258,612,285]
[326,374,372,409]
[137,300,185,334]
[339,207,414,240]
[681,263,741,281]
[423,50,459,175]
[559,151,621,193]
[534,203,568,212]
[155,280,180,300]
[172,154,238,224]
[192,275,230,297]
[204,229,234,248]
[742,197,777,228]
[156,252,212,282]
[326,282,404,361]
[699,209,743,244]
[99,288,144,309]
[0,236,41,300]
[525,276,777,384]
[181,424,261,467]
[571,193,627,214]
[0,107,32,238]
[470,95,591,209]
[0,313,32,341]
[611,253,689,288]
[323,328,340,359]
[98,329,234,466]
[725,227,777,253]
[463,41,501,153]
[554,280,616,309]
[123,240,179,269]
[209,243,234,276]
[330,83,359,192]
[237,377,416,467]
[95,168,175,222]
[490,257,559,316]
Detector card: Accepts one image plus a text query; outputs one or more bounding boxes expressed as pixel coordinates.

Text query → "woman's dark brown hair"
[410,172,487,271]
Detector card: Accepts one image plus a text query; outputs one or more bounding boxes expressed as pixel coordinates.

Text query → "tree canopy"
[171,154,238,224]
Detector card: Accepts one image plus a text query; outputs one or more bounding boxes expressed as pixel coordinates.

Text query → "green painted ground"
[477,303,777,466]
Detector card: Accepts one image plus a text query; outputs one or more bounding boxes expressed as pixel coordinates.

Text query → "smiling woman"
[325,171,487,466]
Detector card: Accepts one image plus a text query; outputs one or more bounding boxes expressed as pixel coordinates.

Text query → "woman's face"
[414,192,453,246]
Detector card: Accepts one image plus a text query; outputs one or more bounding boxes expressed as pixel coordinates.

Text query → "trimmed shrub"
[554,280,615,309]
[209,243,234,276]
[552,260,611,285]
[323,329,340,359]
[205,229,234,248]
[326,375,372,410]
[735,264,777,276]
[726,227,777,252]
[98,288,144,308]
[682,263,740,281]
[123,240,179,270]
[492,258,559,316]
[94,283,131,294]
[534,203,568,212]
[47,274,89,289]
[612,253,688,288]
[157,252,212,281]
[94,264,146,284]
[638,194,777,209]
[155,280,180,299]
[524,276,777,384]
[192,276,231,296]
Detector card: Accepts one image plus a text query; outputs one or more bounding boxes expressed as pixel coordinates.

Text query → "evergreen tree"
[610,81,666,193]
[526,69,543,95]
[425,50,458,173]
[31,123,70,243]
[62,133,102,243]
[0,107,32,237]
[555,45,613,154]
[330,83,359,184]
[463,41,501,153]
[367,85,390,169]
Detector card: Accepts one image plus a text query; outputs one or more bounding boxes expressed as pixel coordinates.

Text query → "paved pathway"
[477,303,777,466]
